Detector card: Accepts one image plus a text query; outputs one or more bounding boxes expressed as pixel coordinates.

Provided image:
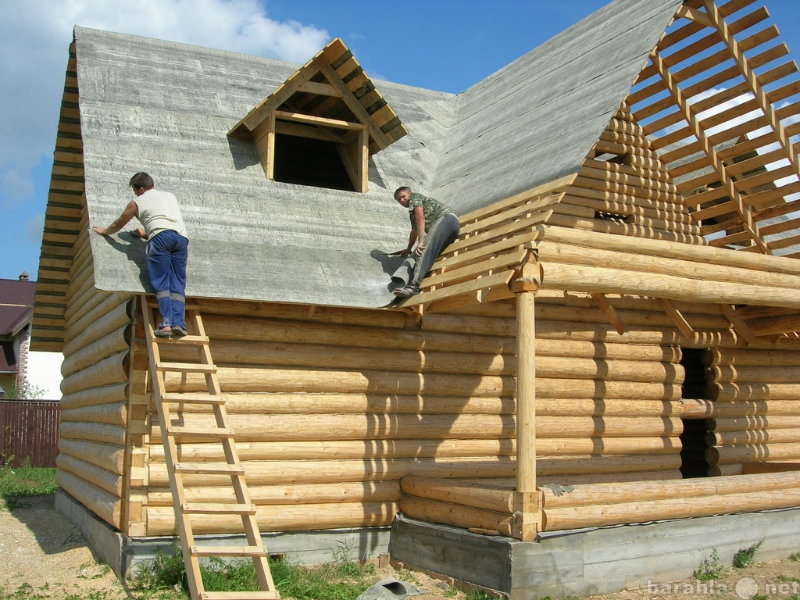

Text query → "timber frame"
[228,38,407,192]
[32,1,800,593]
[394,0,800,540]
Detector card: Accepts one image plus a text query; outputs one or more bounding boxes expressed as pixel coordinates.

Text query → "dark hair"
[394,186,411,199]
[129,172,155,190]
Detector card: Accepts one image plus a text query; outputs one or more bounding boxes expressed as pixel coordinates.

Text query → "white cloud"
[0,0,329,205]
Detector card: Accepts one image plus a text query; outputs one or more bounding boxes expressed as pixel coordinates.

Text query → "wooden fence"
[0,400,61,467]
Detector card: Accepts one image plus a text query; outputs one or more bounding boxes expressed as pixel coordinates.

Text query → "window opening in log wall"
[679,347,713,478]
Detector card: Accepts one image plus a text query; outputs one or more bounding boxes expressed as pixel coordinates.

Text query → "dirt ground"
[3,495,800,600]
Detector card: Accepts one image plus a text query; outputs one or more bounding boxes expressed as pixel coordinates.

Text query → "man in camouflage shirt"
[391,186,460,297]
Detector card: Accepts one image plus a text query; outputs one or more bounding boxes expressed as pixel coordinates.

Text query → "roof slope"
[75,27,453,308]
[433,0,683,215]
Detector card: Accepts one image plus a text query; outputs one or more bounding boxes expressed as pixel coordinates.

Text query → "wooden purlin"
[140,297,279,600]
[629,0,800,258]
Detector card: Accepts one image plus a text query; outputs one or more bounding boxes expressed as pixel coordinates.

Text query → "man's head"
[394,186,412,207]
[130,172,155,195]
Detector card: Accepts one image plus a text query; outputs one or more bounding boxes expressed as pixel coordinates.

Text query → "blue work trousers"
[146,230,189,329]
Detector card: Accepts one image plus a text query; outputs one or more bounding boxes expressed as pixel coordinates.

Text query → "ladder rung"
[163,392,226,405]
[175,463,245,475]
[157,362,216,374]
[183,502,257,515]
[201,590,280,599]
[167,426,235,438]
[192,545,269,557]
[154,334,210,345]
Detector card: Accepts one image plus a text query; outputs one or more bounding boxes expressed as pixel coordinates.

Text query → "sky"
[2,0,800,397]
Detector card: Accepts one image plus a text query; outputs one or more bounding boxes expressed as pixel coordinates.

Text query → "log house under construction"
[33,0,800,597]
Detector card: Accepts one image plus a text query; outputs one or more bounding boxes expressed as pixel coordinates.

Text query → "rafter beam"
[651,51,769,253]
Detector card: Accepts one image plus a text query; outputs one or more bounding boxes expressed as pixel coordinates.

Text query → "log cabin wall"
[56,225,135,531]
[137,291,697,537]
[705,346,800,476]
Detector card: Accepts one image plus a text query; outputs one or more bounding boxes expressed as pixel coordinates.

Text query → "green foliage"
[693,549,725,581]
[465,590,497,600]
[734,540,763,569]
[130,544,381,600]
[0,460,57,499]
[6,382,49,400]
[790,552,800,562]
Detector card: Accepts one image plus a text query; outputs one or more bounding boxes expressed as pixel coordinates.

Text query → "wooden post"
[511,252,541,541]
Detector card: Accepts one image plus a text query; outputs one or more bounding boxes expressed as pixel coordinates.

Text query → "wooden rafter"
[651,51,768,253]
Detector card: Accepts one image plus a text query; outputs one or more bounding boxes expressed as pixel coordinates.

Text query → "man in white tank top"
[92,172,189,338]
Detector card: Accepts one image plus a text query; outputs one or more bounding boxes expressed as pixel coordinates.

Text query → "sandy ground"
[3,494,800,600]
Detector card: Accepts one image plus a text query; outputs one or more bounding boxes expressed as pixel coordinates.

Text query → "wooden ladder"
[140,296,279,600]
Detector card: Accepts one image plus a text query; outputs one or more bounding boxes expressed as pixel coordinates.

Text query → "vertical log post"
[510,252,542,541]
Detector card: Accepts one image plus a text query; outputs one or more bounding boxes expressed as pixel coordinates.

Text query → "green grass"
[0,459,57,500]
[129,545,383,599]
[733,540,763,569]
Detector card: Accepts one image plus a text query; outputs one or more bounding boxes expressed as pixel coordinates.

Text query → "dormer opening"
[228,38,407,194]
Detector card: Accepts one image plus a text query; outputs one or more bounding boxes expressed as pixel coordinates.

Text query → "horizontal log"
[165,367,516,397]
[59,438,126,474]
[150,438,518,460]
[400,496,513,537]
[146,454,678,487]
[541,470,800,508]
[60,421,126,445]
[538,469,681,486]
[61,402,127,426]
[147,481,401,506]
[61,327,130,378]
[540,261,800,310]
[710,364,800,384]
[709,429,800,446]
[171,393,678,417]
[57,470,121,529]
[199,297,404,329]
[545,213,705,245]
[741,462,800,474]
[542,487,800,531]
[710,382,800,401]
[714,416,800,431]
[56,453,123,496]
[60,383,128,410]
[710,443,800,465]
[148,413,682,442]
[63,297,132,353]
[148,457,517,486]
[537,224,800,277]
[401,476,514,514]
[536,240,800,294]
[713,400,800,418]
[61,350,129,396]
[145,501,399,536]
[160,366,683,401]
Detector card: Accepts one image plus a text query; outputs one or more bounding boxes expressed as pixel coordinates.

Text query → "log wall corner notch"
[227,38,407,193]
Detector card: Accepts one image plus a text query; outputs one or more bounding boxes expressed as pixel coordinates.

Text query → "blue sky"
[2,1,799,284]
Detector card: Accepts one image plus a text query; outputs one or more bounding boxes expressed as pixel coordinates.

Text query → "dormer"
[228,38,407,192]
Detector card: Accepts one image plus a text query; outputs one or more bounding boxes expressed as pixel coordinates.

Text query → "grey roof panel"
[432,0,682,215]
[77,27,454,307]
[76,0,681,307]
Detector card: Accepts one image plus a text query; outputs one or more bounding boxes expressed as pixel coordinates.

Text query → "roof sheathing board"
[73,27,453,309]
[432,0,683,216]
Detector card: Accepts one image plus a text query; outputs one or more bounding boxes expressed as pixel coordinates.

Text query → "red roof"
[0,277,36,375]
[0,277,35,337]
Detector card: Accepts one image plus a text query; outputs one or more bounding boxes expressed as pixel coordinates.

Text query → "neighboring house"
[32,0,800,597]
[0,273,35,397]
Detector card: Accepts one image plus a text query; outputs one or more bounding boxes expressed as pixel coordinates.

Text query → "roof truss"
[628,0,800,257]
